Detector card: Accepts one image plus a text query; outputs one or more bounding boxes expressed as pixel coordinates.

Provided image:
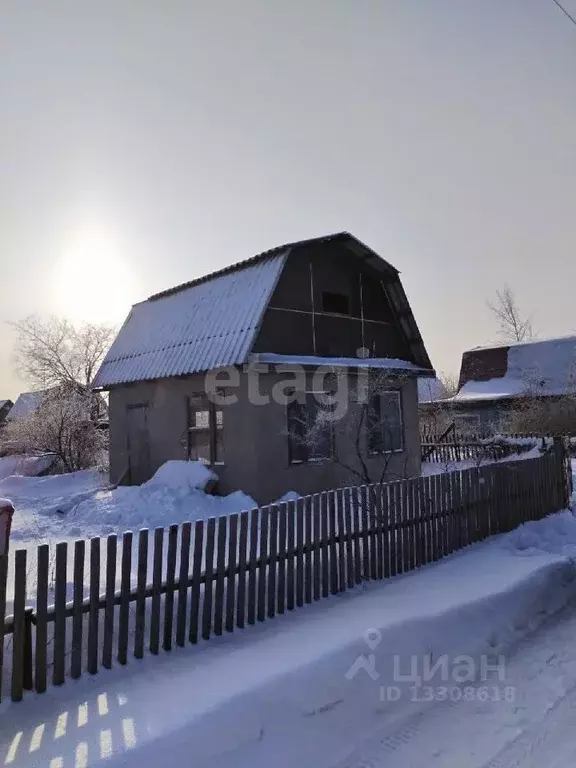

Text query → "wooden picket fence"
[420,430,544,464]
[0,448,570,704]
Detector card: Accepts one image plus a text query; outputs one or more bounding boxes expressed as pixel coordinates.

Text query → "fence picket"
[386,484,396,577]
[150,528,164,654]
[312,494,322,598]
[375,485,385,580]
[117,531,132,664]
[276,505,287,614]
[360,486,370,582]
[227,513,239,631]
[237,512,249,628]
[134,529,149,659]
[189,520,204,643]
[320,493,330,595]
[353,488,363,584]
[296,499,305,606]
[305,497,314,601]
[344,488,355,589]
[52,542,68,686]
[176,523,191,647]
[286,501,296,609]
[336,489,347,591]
[401,481,411,572]
[102,535,117,669]
[202,517,216,639]
[164,524,178,650]
[267,507,278,618]
[247,508,259,623]
[214,515,228,635]
[11,549,27,702]
[35,544,49,692]
[257,507,269,621]
[87,538,100,675]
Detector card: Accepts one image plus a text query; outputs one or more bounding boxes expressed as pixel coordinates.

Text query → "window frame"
[187,394,225,466]
[286,390,336,465]
[367,389,404,455]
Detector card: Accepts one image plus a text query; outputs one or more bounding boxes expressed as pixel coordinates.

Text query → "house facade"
[94,233,435,503]
[447,336,576,433]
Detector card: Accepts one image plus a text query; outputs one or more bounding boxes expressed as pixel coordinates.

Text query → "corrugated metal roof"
[93,254,287,388]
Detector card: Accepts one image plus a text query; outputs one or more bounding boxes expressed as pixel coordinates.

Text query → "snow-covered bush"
[0,386,106,472]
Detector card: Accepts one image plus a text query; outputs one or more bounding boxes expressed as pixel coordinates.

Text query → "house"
[93,232,435,502]
[448,336,576,433]
[0,400,13,427]
[417,378,454,434]
[8,390,50,421]
[8,387,108,424]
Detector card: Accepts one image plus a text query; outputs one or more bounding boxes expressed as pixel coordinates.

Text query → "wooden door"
[126,404,150,484]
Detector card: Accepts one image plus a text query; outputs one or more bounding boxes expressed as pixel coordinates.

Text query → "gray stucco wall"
[108,369,421,504]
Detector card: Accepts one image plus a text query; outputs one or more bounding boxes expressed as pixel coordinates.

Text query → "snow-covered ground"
[0,459,256,606]
[1,458,254,545]
[3,507,576,767]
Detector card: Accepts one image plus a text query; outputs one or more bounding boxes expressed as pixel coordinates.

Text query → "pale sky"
[1,0,575,399]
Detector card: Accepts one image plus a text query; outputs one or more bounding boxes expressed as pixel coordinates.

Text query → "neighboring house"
[448,336,576,432]
[8,390,50,421]
[8,387,108,423]
[0,400,13,427]
[93,232,435,502]
[417,378,453,434]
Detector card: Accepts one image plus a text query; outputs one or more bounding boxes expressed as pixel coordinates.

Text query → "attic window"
[321,291,350,315]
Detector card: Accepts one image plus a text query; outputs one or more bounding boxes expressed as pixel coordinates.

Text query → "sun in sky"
[50,218,141,324]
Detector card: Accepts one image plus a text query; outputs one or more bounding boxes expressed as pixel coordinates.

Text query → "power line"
[551,0,576,27]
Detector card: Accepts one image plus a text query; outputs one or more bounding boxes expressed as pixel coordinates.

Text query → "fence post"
[0,499,14,556]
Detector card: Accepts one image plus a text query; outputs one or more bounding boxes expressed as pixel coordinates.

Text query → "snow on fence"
[0,446,571,704]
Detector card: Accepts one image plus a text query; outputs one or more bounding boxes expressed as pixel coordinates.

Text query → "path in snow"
[331,604,576,768]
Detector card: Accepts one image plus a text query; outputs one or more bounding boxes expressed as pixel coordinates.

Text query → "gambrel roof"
[93,232,433,388]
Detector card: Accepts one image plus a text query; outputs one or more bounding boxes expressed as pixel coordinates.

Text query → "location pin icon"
[364,628,382,651]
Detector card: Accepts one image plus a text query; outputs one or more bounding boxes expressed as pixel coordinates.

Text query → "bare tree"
[289,369,413,488]
[439,371,459,398]
[487,285,534,343]
[1,387,106,471]
[11,315,116,391]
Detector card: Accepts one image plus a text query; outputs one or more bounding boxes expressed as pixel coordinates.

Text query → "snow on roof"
[452,335,576,403]
[252,353,429,373]
[8,390,49,420]
[93,254,287,387]
[417,377,446,403]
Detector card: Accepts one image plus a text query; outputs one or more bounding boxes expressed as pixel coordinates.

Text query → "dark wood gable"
[252,239,418,362]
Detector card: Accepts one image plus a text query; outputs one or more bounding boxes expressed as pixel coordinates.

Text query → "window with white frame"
[367,390,403,453]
